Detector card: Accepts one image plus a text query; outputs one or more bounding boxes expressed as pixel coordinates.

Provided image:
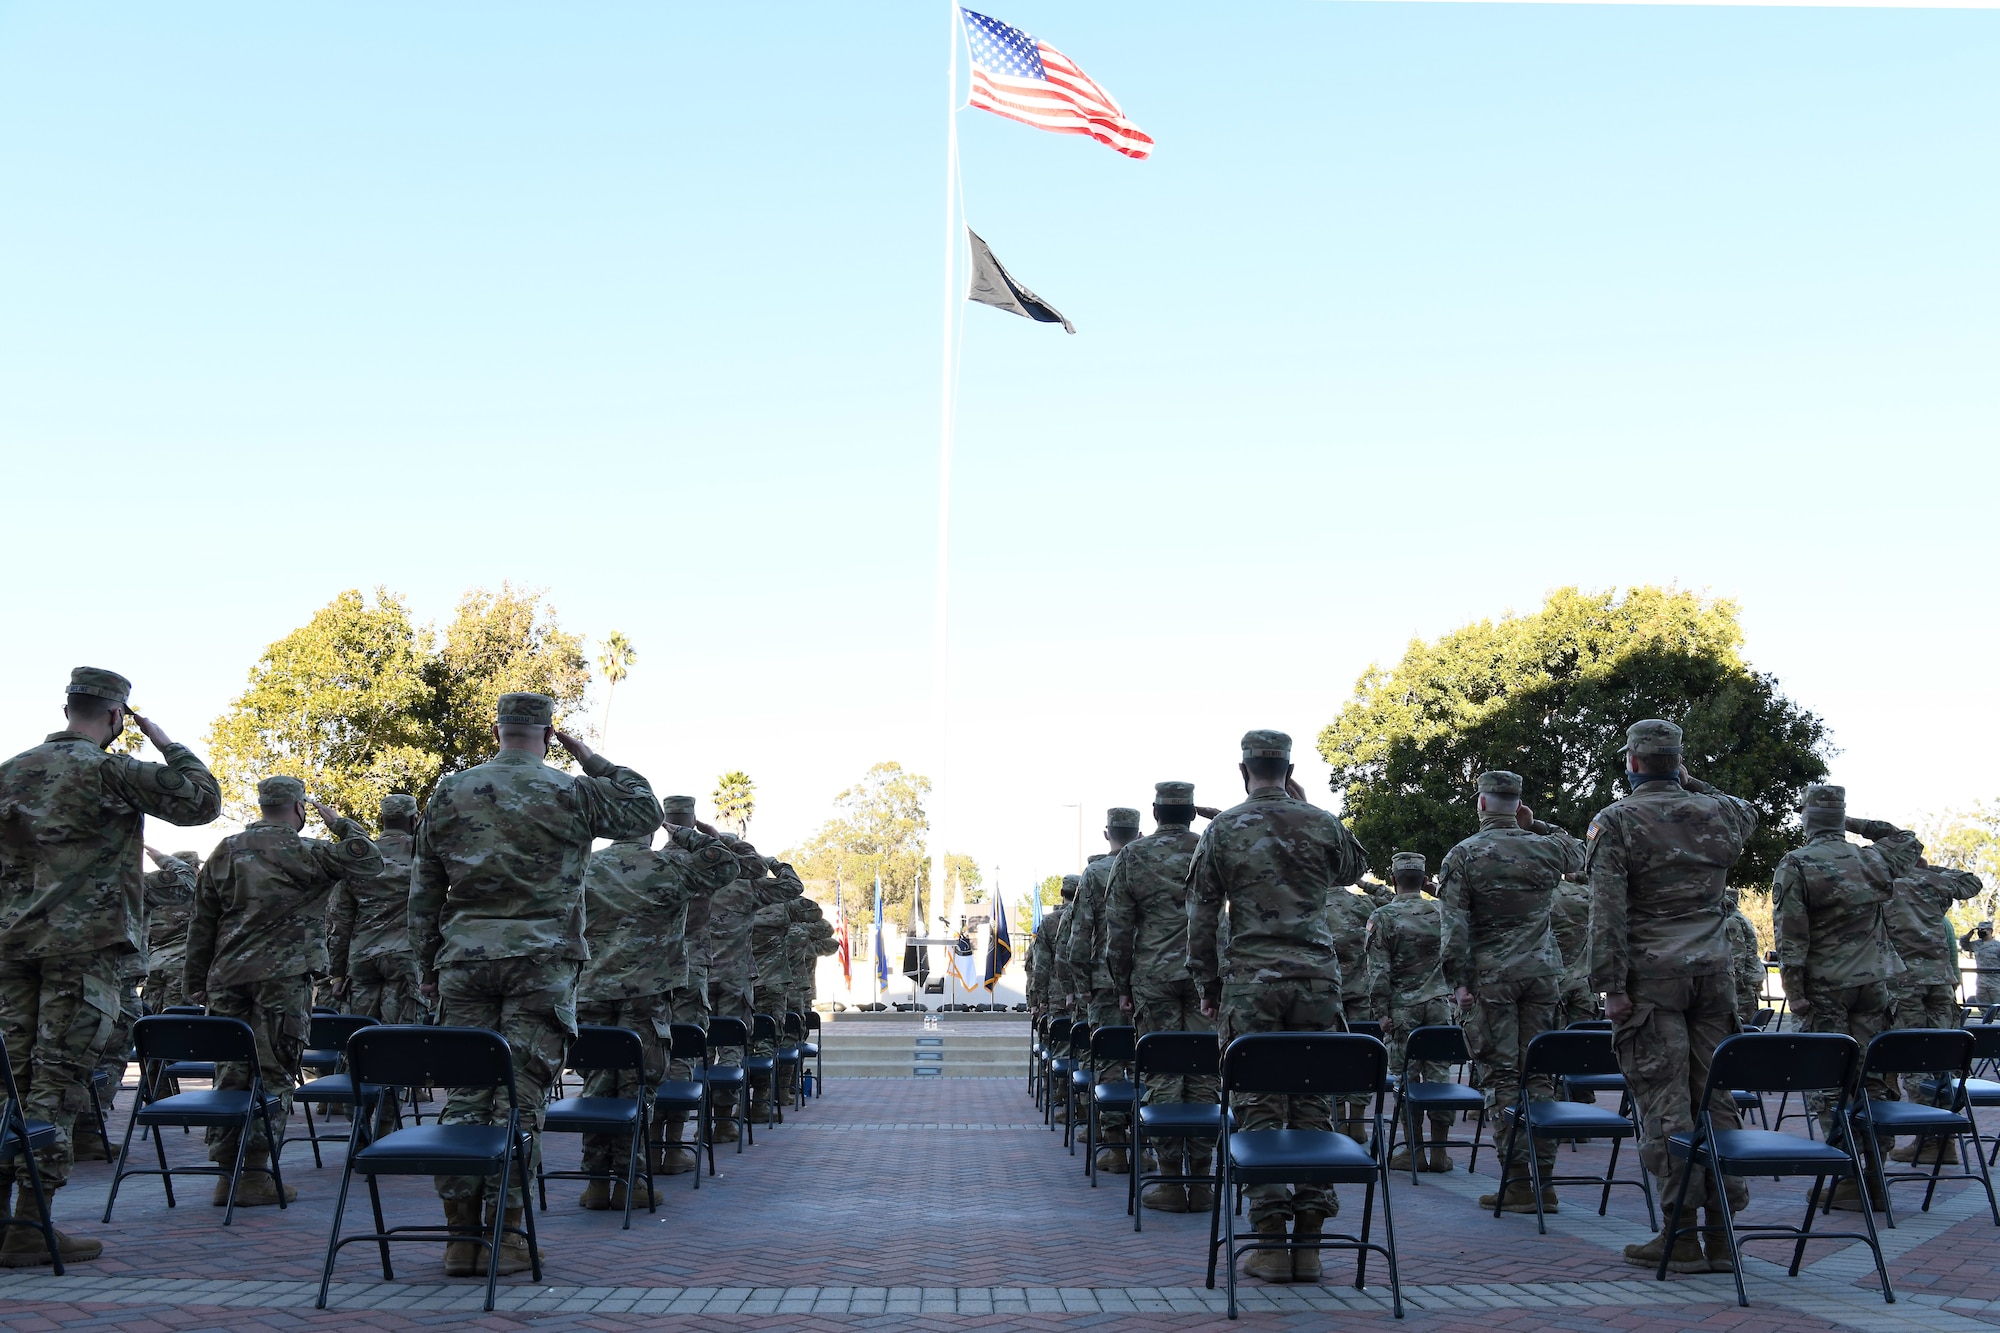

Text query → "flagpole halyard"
[928,0,962,985]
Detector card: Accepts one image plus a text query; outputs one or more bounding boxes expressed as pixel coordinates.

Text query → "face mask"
[1624,767,1678,792]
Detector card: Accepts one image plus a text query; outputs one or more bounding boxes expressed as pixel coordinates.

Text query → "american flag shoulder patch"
[1587,821,1602,841]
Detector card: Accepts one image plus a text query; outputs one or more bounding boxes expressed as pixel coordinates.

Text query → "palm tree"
[596,631,636,746]
[713,771,756,836]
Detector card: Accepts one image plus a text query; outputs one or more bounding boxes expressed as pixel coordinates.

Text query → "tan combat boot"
[1699,1207,1735,1272]
[1423,1118,1454,1172]
[1291,1213,1325,1283]
[611,1178,661,1210]
[1478,1181,1539,1213]
[474,1204,544,1277]
[1916,1137,1960,1167]
[227,1149,297,1206]
[1388,1135,1417,1172]
[70,1123,117,1163]
[0,1184,103,1267]
[1140,1150,1187,1212]
[1187,1146,1216,1213]
[442,1198,483,1276]
[1830,1177,1887,1212]
[657,1116,694,1175]
[1624,1225,1708,1273]
[1243,1218,1293,1283]
[1889,1139,1922,1164]
[1095,1144,1131,1175]
[577,1179,612,1210]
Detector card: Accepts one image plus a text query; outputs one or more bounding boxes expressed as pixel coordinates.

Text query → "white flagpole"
[928,0,961,951]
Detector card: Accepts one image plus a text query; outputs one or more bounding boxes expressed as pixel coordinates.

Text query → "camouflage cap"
[258,775,306,806]
[1060,874,1079,899]
[1106,807,1142,830]
[1981,921,1995,932]
[68,666,132,704]
[1390,851,1426,873]
[1154,781,1195,805]
[1477,770,1523,798]
[1241,729,1292,759]
[661,795,698,818]
[1802,784,1846,812]
[1625,719,1683,756]
[496,692,555,726]
[171,849,201,867]
[380,793,418,820]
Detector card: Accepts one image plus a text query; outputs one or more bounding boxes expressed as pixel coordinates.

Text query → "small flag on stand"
[873,874,889,992]
[983,886,1014,991]
[835,879,853,989]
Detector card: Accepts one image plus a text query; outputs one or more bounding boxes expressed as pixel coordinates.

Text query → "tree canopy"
[207,584,591,825]
[712,771,756,837]
[1315,586,1829,885]
[783,760,980,936]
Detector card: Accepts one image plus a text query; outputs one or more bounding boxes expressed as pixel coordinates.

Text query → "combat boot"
[1243,1218,1293,1283]
[1699,1207,1735,1272]
[0,1185,103,1267]
[1423,1118,1454,1173]
[1830,1177,1887,1212]
[656,1118,694,1175]
[610,1178,661,1210]
[442,1198,483,1276]
[1187,1146,1216,1213]
[1889,1139,1922,1164]
[1291,1213,1325,1283]
[1916,1137,1960,1166]
[474,1204,543,1277]
[1623,1226,1707,1273]
[1388,1140,1416,1171]
[70,1123,117,1163]
[1095,1145,1130,1175]
[1539,1187,1561,1213]
[1140,1150,1187,1212]
[577,1179,612,1210]
[225,1149,296,1207]
[1478,1181,1538,1213]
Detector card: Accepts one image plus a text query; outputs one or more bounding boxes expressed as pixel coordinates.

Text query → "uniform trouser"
[1387,997,1456,1131]
[434,957,577,1207]
[1890,982,1961,1106]
[1338,991,1373,1126]
[1132,977,1219,1107]
[1799,980,1896,1145]
[1558,985,1604,1029]
[1470,974,1559,1176]
[707,980,750,1088]
[1613,973,1747,1214]
[205,976,309,1163]
[749,984,786,1102]
[1219,977,1343,1226]
[1087,992,1130,1141]
[0,952,122,1187]
[93,973,144,1106]
[143,961,186,1013]
[349,951,424,1026]
[667,983,708,1082]
[575,993,669,1175]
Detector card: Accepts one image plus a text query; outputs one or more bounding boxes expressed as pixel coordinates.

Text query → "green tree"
[713,770,756,837]
[1920,801,2000,930]
[1036,872,1064,906]
[207,589,438,824]
[596,630,636,746]
[1316,586,1829,885]
[783,761,981,939]
[209,584,592,825]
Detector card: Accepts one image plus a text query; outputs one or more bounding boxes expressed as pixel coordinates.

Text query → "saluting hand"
[1515,803,1536,831]
[133,712,173,751]
[1194,805,1220,820]
[554,729,595,765]
[311,800,344,829]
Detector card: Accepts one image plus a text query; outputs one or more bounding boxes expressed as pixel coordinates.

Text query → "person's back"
[1364,852,1454,1172]
[1549,878,1599,1024]
[1723,900,1764,1025]
[141,850,201,1009]
[328,795,422,1026]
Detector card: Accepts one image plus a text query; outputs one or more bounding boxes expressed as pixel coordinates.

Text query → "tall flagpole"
[928,0,961,967]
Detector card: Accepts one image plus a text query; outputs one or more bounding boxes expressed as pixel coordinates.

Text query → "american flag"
[961,9,1152,161]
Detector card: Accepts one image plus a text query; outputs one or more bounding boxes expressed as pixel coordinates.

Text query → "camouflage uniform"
[746,861,793,1112]
[1321,886,1377,1136]
[91,852,200,1137]
[1723,900,1765,1026]
[1105,784,1216,1200]
[576,824,736,1179]
[1027,891,1071,1014]
[1550,879,1602,1028]
[1586,724,1759,1226]
[1771,787,1922,1147]
[141,852,200,1010]
[1959,928,2000,1013]
[1439,771,1584,1188]
[186,778,383,1166]
[1886,864,1982,1116]
[1364,852,1454,1162]
[327,796,424,1027]
[0,668,220,1197]
[1188,732,1369,1231]
[1060,814,1138,1151]
[704,847,759,1060]
[409,695,659,1213]
[778,889,822,1102]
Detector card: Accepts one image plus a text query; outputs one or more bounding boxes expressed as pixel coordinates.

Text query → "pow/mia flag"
[966,228,1074,334]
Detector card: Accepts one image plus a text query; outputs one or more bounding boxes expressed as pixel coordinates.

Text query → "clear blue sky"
[2,2,1993,885]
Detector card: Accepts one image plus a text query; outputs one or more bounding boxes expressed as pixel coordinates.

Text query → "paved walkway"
[2,1071,1997,1330]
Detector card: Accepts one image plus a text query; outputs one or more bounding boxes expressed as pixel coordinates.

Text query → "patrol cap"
[258,775,306,806]
[1155,781,1195,805]
[1241,729,1292,759]
[1625,719,1683,757]
[1802,784,1847,813]
[68,666,132,705]
[496,692,555,726]
[380,793,418,820]
[662,795,698,819]
[171,849,201,867]
[1060,874,1079,900]
[1390,851,1426,873]
[1107,807,1142,831]
[1477,771,1523,798]
[1981,921,1995,932]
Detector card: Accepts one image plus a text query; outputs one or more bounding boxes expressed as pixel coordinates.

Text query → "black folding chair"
[745,1014,783,1136]
[1042,1017,1074,1125]
[1064,1023,1094,1153]
[1661,1031,1892,1308]
[537,1026,655,1229]
[316,1026,539,1313]
[1030,1014,1048,1096]
[703,1016,751,1154]
[0,1036,64,1272]
[1130,1031,1222,1231]
[1206,1032,1401,1319]
[780,1013,807,1110]
[651,1022,713,1186]
[1384,1025,1486,1185]
[296,1014,385,1168]
[1493,1030,1655,1235]
[104,1015,288,1227]
[1945,1024,2000,1165]
[1852,1028,1998,1227]
[1086,1025,1137,1186]
[802,1011,824,1098]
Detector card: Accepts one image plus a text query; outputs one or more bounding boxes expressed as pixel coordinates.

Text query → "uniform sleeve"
[1056,876,1092,987]
[1771,856,1810,989]
[666,824,740,895]
[1103,858,1137,997]
[1330,816,1370,887]
[1686,778,1761,850]
[574,753,663,843]
[408,810,448,982]
[327,880,358,977]
[1584,816,1631,994]
[183,854,223,996]
[314,815,385,888]
[103,743,223,828]
[1437,849,1473,994]
[1363,912,1391,1017]
[1853,821,1924,883]
[1534,824,1587,878]
[1942,868,1985,902]
[1186,830,1224,991]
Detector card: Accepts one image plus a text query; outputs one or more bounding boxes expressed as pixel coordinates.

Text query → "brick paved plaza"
[4,1030,1999,1333]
